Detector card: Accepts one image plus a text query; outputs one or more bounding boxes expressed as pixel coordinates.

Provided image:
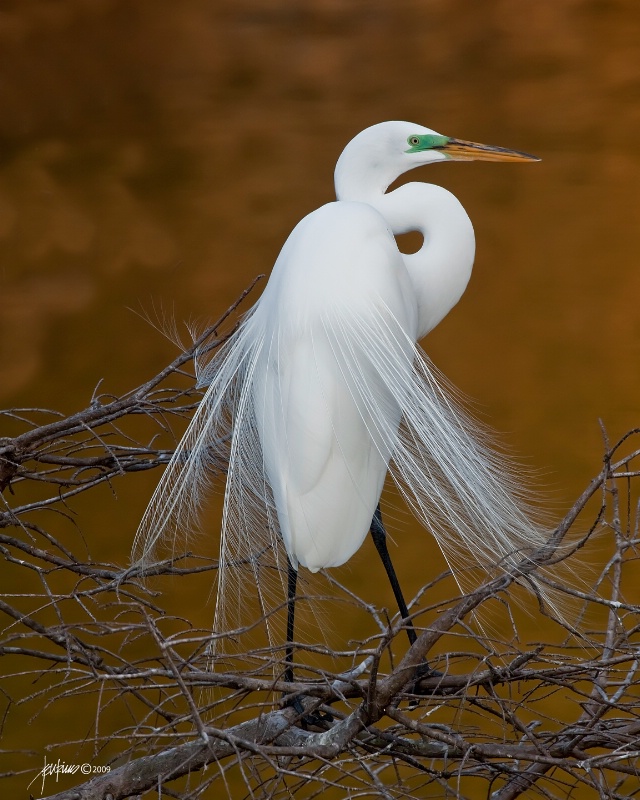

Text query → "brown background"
[2,1,640,796]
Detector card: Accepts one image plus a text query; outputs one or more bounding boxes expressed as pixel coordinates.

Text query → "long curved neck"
[341,179,476,340]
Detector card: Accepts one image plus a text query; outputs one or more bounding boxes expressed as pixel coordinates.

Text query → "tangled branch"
[1,284,639,799]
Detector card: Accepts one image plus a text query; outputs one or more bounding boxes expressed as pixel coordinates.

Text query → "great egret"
[134,121,546,682]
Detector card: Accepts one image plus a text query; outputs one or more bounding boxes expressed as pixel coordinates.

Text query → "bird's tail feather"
[133,304,561,664]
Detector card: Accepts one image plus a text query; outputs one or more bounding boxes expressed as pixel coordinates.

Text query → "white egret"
[134,121,546,683]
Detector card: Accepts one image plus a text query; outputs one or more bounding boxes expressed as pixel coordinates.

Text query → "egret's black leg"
[283,557,333,726]
[285,556,298,685]
[370,504,418,646]
[370,504,439,690]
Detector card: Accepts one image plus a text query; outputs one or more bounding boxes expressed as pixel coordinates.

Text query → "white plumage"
[134,121,545,648]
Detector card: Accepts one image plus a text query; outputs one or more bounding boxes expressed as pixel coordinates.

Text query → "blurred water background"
[2,1,640,797]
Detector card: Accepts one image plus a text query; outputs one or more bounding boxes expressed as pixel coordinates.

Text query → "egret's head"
[335,120,538,202]
[404,128,539,164]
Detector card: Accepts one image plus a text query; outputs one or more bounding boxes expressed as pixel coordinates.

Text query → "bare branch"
[2,288,640,799]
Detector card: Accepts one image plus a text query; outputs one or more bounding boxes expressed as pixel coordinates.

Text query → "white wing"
[252,200,416,572]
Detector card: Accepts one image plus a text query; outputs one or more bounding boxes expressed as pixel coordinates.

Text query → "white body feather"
[254,200,415,571]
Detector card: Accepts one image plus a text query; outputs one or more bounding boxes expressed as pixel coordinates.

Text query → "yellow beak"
[439,138,540,163]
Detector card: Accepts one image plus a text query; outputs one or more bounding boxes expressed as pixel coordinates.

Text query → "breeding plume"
[134,121,546,664]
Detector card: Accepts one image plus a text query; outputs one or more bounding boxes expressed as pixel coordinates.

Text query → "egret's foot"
[284,695,334,730]
[409,661,444,701]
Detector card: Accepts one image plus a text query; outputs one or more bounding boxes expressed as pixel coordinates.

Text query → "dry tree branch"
[1,284,639,799]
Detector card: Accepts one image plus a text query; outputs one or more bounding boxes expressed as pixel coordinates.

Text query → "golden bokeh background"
[2,1,640,796]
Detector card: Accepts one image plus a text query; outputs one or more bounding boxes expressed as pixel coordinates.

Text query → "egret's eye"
[408,136,421,147]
